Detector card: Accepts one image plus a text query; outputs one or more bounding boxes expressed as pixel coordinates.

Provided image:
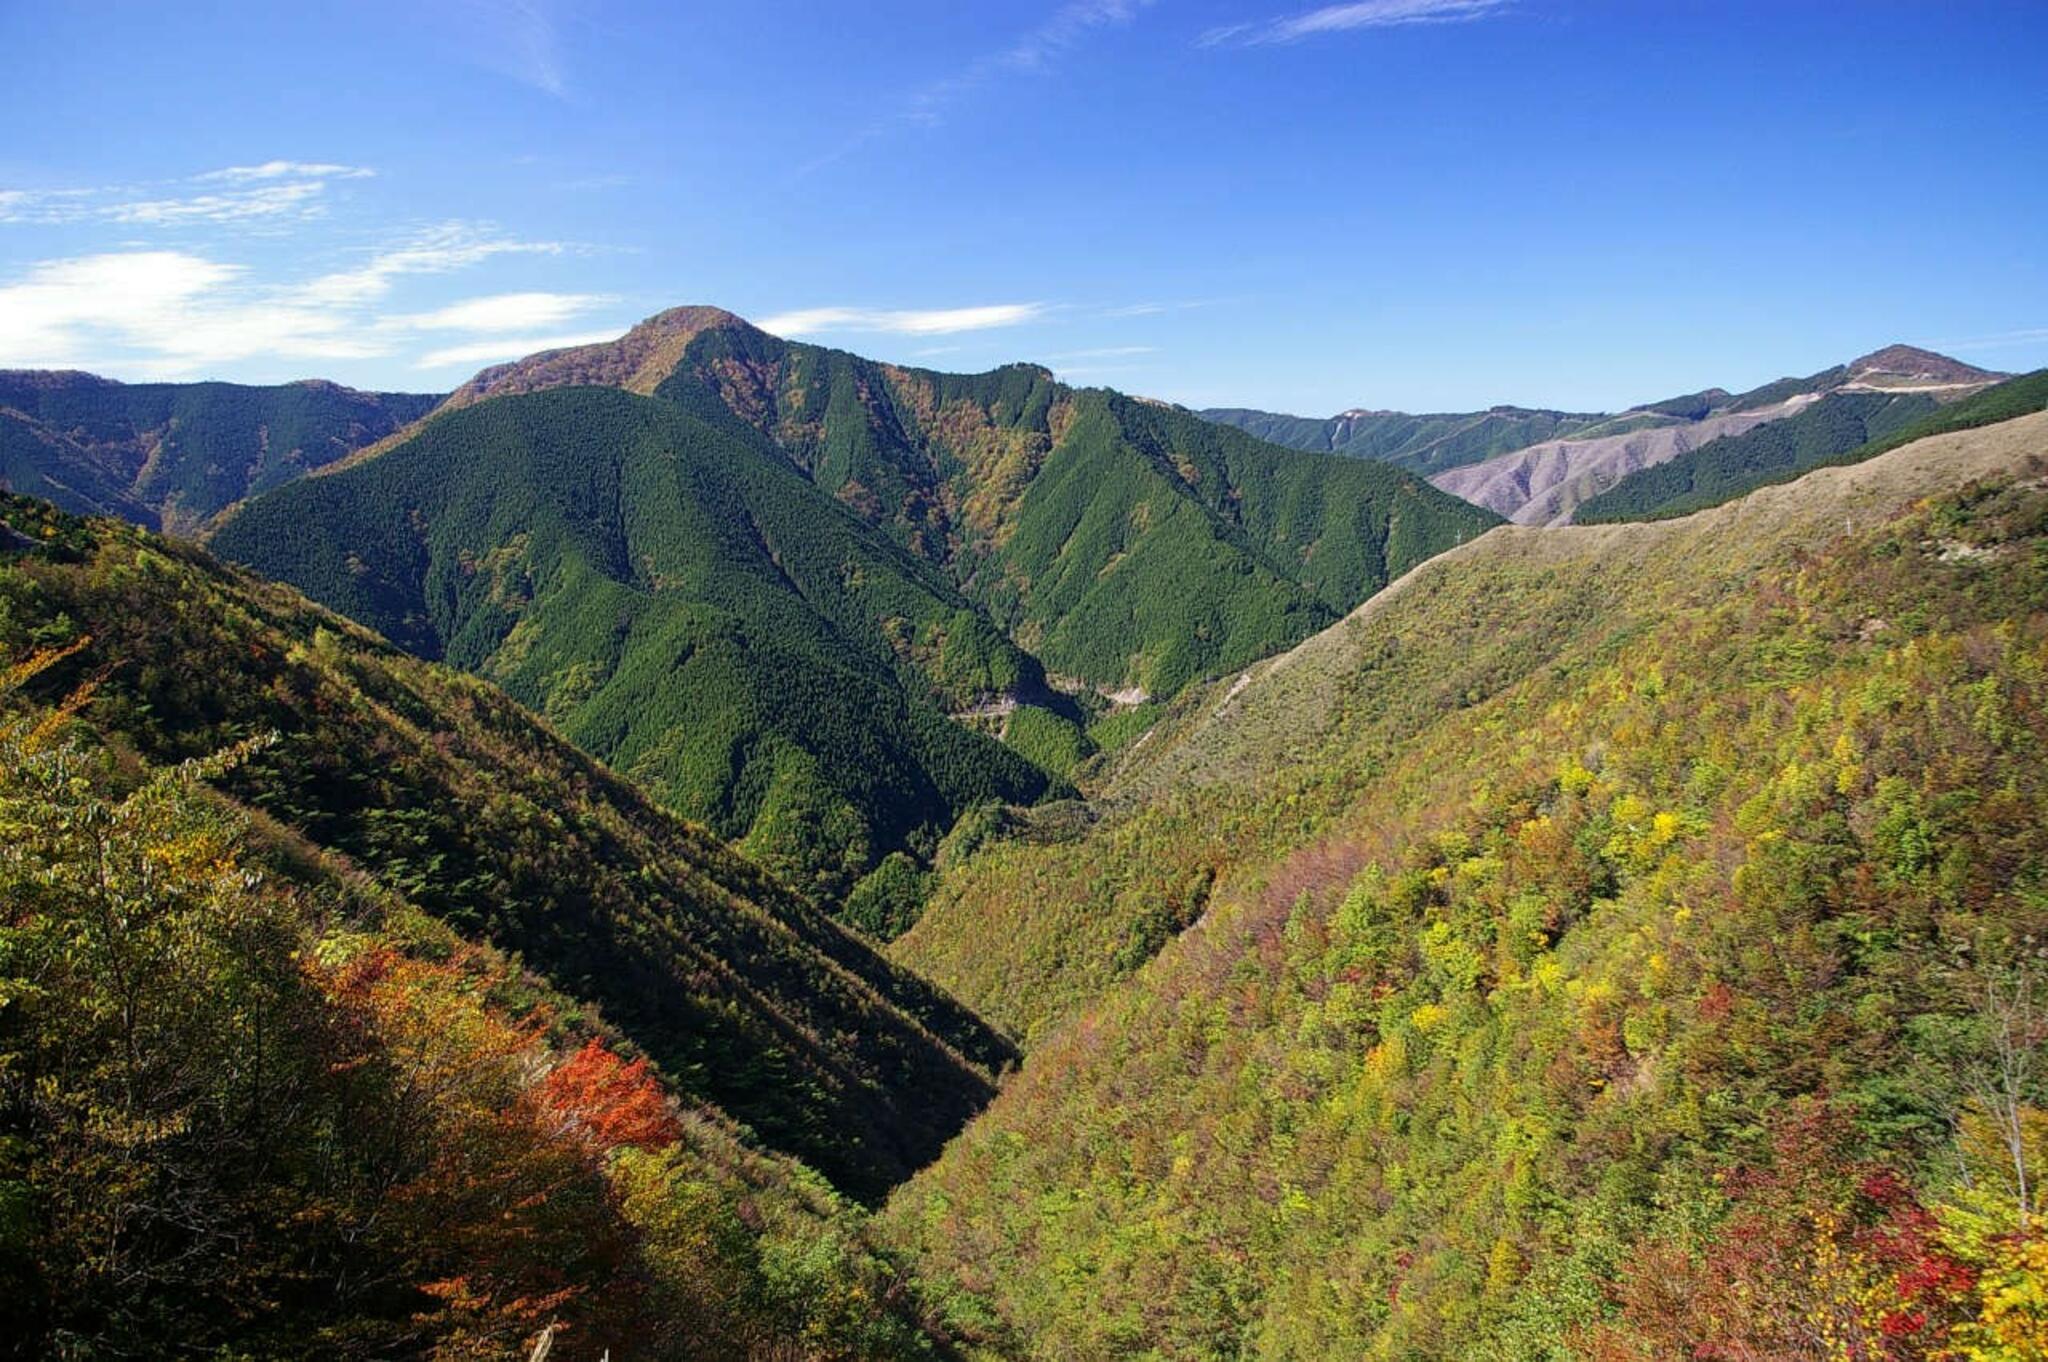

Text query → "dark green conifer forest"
[207,311,1495,903]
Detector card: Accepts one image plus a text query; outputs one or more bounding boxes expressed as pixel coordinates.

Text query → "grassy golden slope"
[885,410,2048,1357]
[893,412,2048,1045]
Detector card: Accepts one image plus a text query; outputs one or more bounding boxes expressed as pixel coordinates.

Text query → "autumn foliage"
[0,617,949,1357]
[541,1039,684,1153]
[887,460,2048,1356]
[1586,1104,1985,1359]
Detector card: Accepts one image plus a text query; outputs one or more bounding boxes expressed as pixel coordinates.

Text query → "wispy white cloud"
[995,0,1151,74]
[417,329,623,369]
[798,1,1153,176]
[0,251,381,376]
[386,290,611,332]
[0,225,595,379]
[107,181,331,226]
[1043,344,1157,360]
[198,161,374,183]
[0,252,232,367]
[1101,298,1237,318]
[0,188,96,225]
[0,162,373,227]
[1200,0,1509,47]
[450,0,570,95]
[0,146,611,380]
[907,0,1154,121]
[553,172,635,192]
[299,223,565,306]
[757,303,1049,337]
[1053,364,1157,380]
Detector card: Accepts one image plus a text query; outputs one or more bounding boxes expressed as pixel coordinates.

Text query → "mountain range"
[0,369,438,534]
[205,307,1496,902]
[1209,343,2008,526]
[1,332,2035,920]
[4,313,2047,1358]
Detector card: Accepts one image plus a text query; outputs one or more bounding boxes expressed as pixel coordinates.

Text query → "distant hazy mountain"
[1196,403,1610,477]
[1431,390,1828,525]
[0,370,439,534]
[1431,344,2003,525]
[1579,362,2046,522]
[1211,345,2005,527]
[1828,342,2005,389]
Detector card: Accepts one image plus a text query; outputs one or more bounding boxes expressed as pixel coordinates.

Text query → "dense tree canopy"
[210,314,1493,908]
[887,414,2048,1357]
[1,492,1012,1201]
[0,371,437,533]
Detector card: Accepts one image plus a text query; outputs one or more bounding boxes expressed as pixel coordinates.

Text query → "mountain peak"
[1846,343,2001,386]
[445,304,761,410]
[630,303,753,337]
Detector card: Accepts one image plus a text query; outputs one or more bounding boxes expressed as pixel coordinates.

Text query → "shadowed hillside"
[0,492,1014,1203]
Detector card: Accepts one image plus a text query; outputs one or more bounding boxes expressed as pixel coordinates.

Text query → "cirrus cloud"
[197,161,374,183]
[757,303,1048,338]
[796,1,1155,178]
[0,224,612,380]
[1201,0,1510,47]
[387,290,614,333]
[297,223,567,307]
[0,161,376,228]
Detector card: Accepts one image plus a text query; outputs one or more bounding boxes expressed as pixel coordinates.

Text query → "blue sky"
[1,0,2042,413]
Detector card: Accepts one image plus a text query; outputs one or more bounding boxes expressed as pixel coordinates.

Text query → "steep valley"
[3,343,2045,1361]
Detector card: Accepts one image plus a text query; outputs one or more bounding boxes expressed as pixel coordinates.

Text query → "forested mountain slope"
[0,645,966,1359]
[885,411,2048,1357]
[214,307,1493,903]
[211,385,1057,902]
[0,492,1014,1203]
[0,370,439,533]
[412,306,1497,700]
